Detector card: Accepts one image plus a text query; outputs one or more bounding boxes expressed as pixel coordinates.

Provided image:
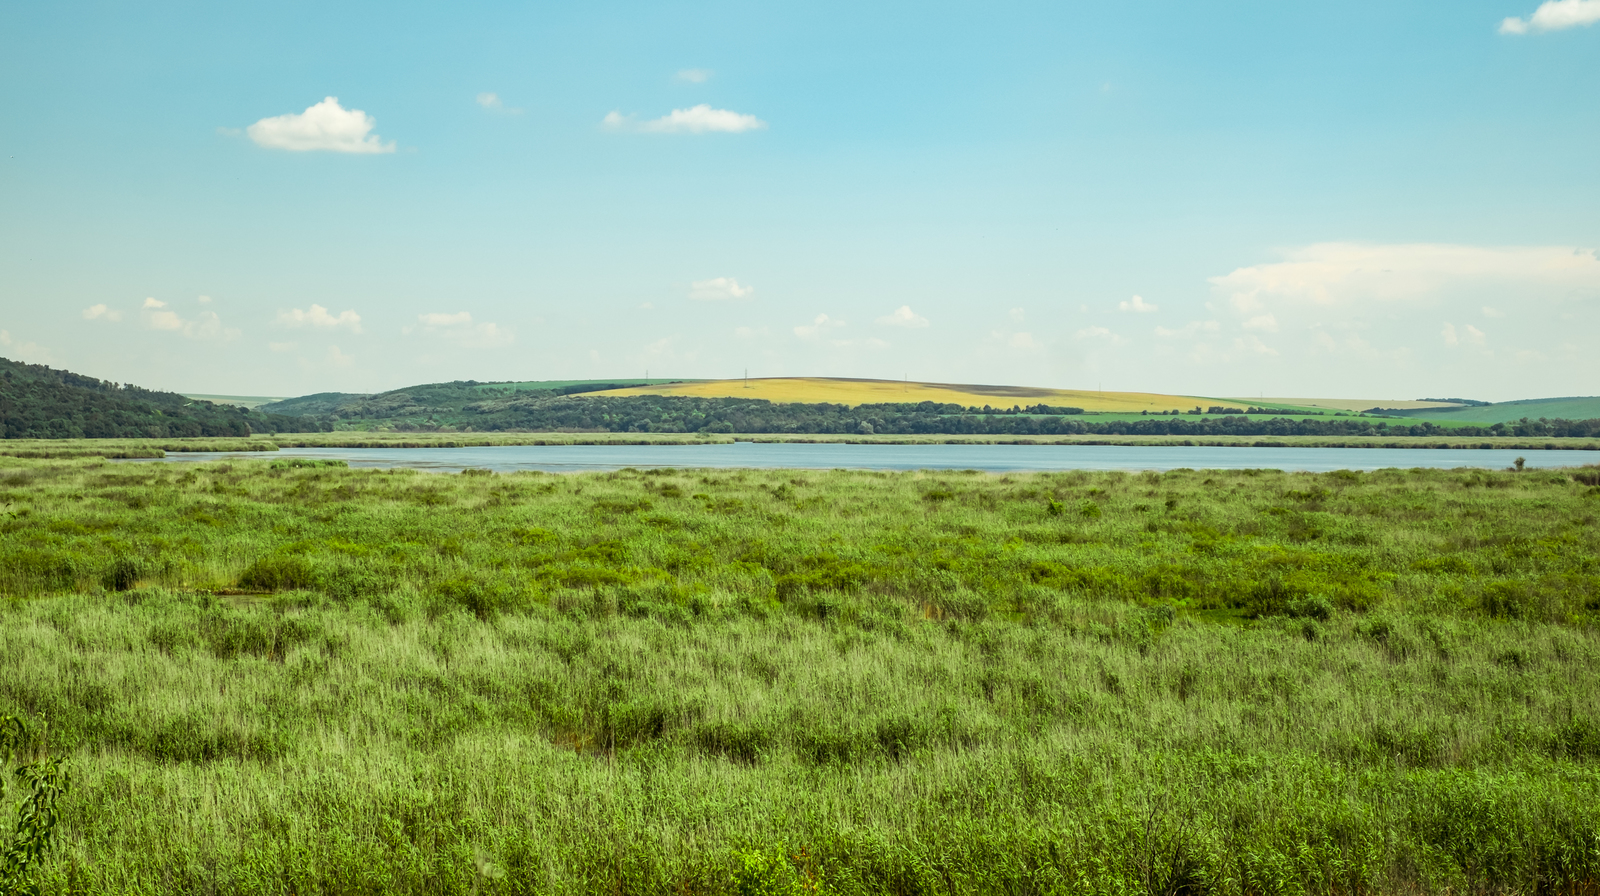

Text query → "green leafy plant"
[0,715,69,896]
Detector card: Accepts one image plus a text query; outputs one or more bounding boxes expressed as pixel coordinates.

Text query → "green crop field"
[1386,397,1600,425]
[2,455,1600,894]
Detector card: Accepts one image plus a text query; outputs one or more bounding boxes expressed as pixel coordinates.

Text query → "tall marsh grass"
[1,458,1599,893]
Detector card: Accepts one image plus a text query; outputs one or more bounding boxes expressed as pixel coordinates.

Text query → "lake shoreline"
[4,431,1599,460]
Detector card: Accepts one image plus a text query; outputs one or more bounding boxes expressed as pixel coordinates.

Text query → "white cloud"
[278,304,363,333]
[734,326,769,339]
[197,295,211,304]
[325,345,355,368]
[246,97,395,154]
[406,311,513,348]
[268,341,298,353]
[141,301,238,341]
[1074,326,1126,345]
[82,304,122,322]
[1235,335,1279,356]
[689,277,754,300]
[1009,307,1025,322]
[476,92,522,114]
[876,305,929,328]
[1118,294,1158,313]
[1483,306,1506,317]
[676,69,713,83]
[605,104,766,134]
[1500,0,1600,33]
[1445,323,1489,347]
[794,314,845,339]
[1008,332,1041,351]
[1211,242,1600,313]
[417,311,472,327]
[1242,314,1279,332]
[0,330,53,364]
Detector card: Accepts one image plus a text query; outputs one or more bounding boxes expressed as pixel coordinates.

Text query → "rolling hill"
[1378,396,1600,424]
[0,356,319,439]
[593,377,1249,412]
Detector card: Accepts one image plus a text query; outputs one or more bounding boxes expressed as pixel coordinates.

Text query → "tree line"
[283,391,1600,438]
[0,358,326,439]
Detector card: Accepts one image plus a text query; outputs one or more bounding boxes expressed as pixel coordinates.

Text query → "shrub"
[238,554,315,592]
[101,555,141,592]
[1286,594,1334,621]
[695,721,773,764]
[432,577,520,619]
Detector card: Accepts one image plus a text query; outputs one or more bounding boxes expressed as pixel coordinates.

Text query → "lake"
[134,443,1581,473]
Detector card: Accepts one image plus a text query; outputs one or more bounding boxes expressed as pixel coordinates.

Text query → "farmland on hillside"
[596,377,1248,412]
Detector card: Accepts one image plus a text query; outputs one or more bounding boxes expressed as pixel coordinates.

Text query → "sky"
[1,0,1597,402]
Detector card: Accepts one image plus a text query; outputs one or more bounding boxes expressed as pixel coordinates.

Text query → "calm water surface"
[137,443,1584,473]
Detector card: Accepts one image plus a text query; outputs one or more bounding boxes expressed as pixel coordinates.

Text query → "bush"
[431,577,519,619]
[101,555,141,592]
[238,555,315,592]
[1286,594,1334,621]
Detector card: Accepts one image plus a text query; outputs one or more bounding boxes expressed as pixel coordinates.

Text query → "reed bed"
[1,458,1598,894]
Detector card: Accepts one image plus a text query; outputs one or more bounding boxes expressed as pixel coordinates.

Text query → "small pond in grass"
[131,443,1588,474]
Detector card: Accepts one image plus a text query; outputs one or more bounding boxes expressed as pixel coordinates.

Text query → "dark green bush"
[101,555,141,592]
[238,555,315,592]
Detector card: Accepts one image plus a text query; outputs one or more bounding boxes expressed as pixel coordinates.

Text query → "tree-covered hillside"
[0,357,327,439]
[263,383,1600,439]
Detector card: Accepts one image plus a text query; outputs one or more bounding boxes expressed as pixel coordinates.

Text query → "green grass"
[1387,396,1600,424]
[2,458,1600,894]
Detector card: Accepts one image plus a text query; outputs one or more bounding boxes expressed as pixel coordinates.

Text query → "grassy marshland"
[2,457,1600,894]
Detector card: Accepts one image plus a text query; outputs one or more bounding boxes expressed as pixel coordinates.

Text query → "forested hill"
[0,357,327,439]
[262,386,1600,439]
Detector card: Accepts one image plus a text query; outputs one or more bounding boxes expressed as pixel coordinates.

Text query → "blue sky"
[1,0,1597,400]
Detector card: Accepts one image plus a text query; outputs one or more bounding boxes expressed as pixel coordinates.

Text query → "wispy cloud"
[141,298,239,340]
[406,311,513,348]
[1118,294,1158,313]
[876,305,929,328]
[794,314,845,340]
[277,304,363,333]
[0,329,53,364]
[1500,0,1600,33]
[1442,323,1489,347]
[1074,326,1127,346]
[605,105,766,134]
[476,92,522,114]
[689,277,754,300]
[675,69,713,83]
[82,303,122,322]
[1210,243,1600,313]
[246,97,395,153]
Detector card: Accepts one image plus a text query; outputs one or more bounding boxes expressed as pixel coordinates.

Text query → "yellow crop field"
[595,377,1216,412]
